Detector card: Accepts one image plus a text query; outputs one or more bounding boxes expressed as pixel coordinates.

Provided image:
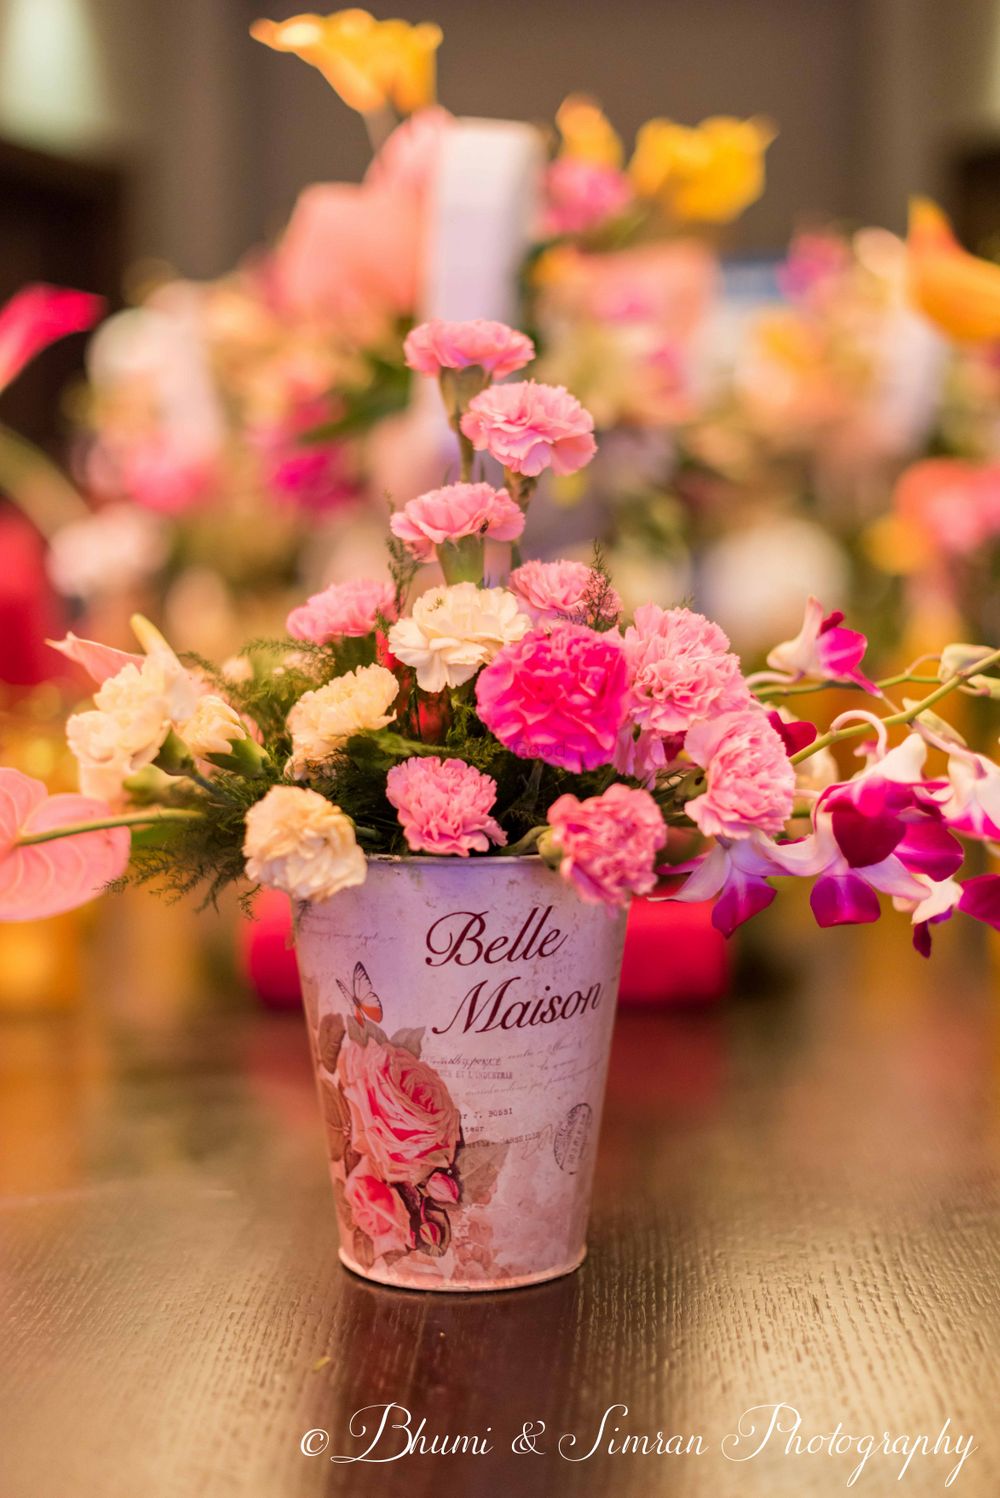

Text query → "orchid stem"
[17,808,203,848]
[756,671,940,702]
[789,646,1000,766]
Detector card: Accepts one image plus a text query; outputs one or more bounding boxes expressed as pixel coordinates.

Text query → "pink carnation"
[389,482,525,562]
[286,578,397,643]
[386,756,506,856]
[684,710,796,839]
[461,381,597,478]
[509,559,622,626]
[544,784,665,909]
[620,604,751,734]
[542,158,633,237]
[404,318,535,380]
[475,623,628,773]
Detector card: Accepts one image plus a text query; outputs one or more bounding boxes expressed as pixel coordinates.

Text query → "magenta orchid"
[669,832,792,936]
[893,871,1000,956]
[763,595,878,693]
[919,749,1000,842]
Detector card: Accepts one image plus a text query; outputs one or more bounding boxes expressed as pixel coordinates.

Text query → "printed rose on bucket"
[309,985,507,1274]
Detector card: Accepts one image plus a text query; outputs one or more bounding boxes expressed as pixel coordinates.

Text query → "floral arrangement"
[0,316,997,964]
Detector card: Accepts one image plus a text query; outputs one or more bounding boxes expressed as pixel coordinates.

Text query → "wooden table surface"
[2,918,999,1498]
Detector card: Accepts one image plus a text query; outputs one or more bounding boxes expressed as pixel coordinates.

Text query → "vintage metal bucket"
[294,856,628,1291]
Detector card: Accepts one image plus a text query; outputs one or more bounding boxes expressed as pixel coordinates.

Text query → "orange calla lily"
[907,197,1000,343]
[251,9,442,116]
[554,95,623,169]
[629,115,775,224]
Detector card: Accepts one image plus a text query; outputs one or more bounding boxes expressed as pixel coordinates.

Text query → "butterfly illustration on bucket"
[336,961,383,1026]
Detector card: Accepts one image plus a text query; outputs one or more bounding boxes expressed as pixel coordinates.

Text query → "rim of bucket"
[363,853,542,865]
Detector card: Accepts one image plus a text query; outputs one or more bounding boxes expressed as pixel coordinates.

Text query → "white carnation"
[243,785,366,903]
[286,663,398,777]
[180,694,247,757]
[66,658,174,803]
[387,583,530,693]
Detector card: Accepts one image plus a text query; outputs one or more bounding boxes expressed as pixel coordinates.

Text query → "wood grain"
[1,922,998,1497]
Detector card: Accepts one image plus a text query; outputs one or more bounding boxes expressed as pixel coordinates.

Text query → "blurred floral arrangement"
[32,9,785,662]
[1,319,997,965]
[8,8,995,691]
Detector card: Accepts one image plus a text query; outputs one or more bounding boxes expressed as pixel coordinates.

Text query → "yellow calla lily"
[907,197,1000,343]
[555,95,623,168]
[629,115,775,224]
[251,10,442,116]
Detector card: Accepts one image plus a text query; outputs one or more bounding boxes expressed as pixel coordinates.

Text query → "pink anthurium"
[0,768,130,921]
[48,630,144,685]
[0,284,104,392]
[765,596,879,693]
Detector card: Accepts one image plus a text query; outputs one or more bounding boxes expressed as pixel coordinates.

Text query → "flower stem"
[789,645,1000,766]
[500,826,544,857]
[17,808,203,848]
[361,105,396,155]
[458,431,476,482]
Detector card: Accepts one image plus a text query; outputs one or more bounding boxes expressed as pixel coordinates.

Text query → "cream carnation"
[243,785,366,902]
[180,694,247,757]
[387,583,530,693]
[287,664,399,776]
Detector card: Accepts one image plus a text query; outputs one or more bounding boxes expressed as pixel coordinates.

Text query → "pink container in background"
[619,893,729,1005]
[293,856,628,1292]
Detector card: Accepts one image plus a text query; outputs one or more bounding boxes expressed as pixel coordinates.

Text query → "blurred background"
[1,0,998,1017]
[6,0,1000,278]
